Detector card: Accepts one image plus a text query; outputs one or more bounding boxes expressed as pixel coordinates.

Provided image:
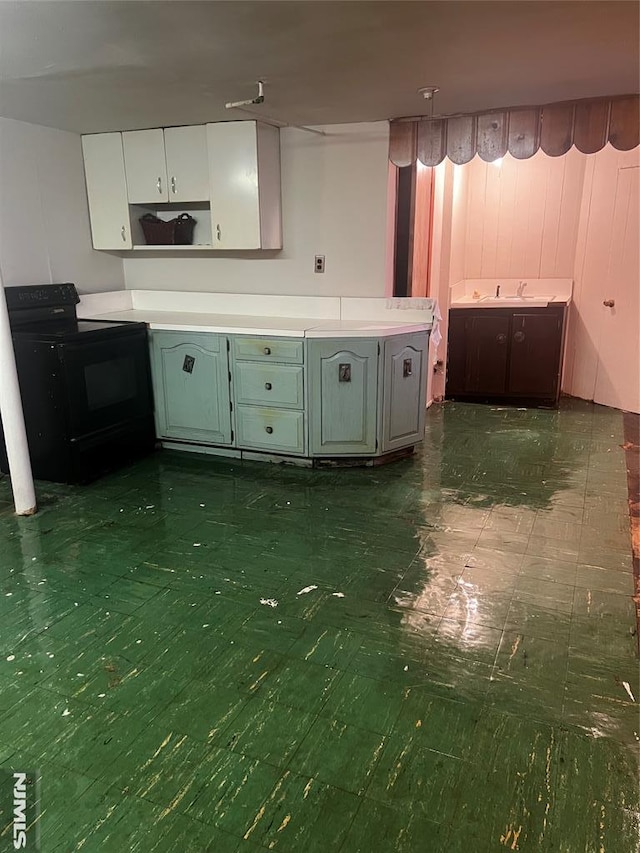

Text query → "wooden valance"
[389,95,639,167]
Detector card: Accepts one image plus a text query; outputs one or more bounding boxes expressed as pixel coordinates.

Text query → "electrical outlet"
[314,255,325,274]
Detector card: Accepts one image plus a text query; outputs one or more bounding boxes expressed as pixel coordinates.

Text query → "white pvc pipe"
[0,272,37,515]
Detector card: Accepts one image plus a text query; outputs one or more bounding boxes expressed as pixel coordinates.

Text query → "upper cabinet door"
[81,133,132,249]
[207,121,282,250]
[122,129,168,203]
[164,125,209,203]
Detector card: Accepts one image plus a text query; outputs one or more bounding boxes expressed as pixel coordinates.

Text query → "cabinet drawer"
[236,406,305,455]
[233,337,303,364]
[234,363,304,409]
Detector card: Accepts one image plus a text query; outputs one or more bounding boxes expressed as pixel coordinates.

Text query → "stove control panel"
[4,283,79,312]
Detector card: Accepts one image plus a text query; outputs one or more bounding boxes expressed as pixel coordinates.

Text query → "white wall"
[0,117,124,293]
[123,122,390,297]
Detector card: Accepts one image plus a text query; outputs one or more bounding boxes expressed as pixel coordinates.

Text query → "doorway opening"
[392,162,434,297]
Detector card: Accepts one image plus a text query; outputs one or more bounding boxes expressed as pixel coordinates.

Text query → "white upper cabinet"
[207,121,282,250]
[81,121,281,250]
[163,125,209,203]
[122,129,168,203]
[123,126,209,205]
[81,133,132,249]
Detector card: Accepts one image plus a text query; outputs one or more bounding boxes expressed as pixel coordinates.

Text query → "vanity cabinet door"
[447,312,509,396]
[465,314,510,394]
[308,339,379,455]
[508,310,564,399]
[150,332,232,445]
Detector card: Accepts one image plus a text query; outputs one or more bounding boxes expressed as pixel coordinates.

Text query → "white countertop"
[450,295,571,309]
[449,278,573,309]
[88,309,317,337]
[305,319,432,338]
[86,308,432,338]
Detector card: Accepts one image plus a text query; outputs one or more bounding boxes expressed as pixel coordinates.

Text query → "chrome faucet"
[517,280,527,297]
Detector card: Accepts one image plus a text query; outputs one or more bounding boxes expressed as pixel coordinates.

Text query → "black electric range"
[0,283,156,484]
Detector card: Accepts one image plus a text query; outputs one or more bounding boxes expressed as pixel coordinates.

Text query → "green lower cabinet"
[150,331,233,445]
[308,338,379,455]
[148,330,428,461]
[382,332,429,452]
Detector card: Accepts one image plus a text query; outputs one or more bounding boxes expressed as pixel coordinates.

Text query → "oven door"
[60,327,153,439]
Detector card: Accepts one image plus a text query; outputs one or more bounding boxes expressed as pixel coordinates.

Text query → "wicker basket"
[139,212,196,245]
[174,213,196,245]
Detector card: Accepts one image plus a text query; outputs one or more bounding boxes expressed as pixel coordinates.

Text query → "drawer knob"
[603,299,615,308]
[263,347,272,355]
[265,426,273,434]
[265,382,272,390]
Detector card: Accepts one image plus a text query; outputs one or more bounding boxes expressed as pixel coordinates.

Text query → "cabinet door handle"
[339,363,351,382]
[171,176,176,194]
[403,358,413,378]
[496,333,507,344]
[121,226,127,242]
[265,426,273,434]
[513,331,525,343]
[157,177,162,194]
[603,299,615,308]
[216,224,221,241]
[263,347,272,355]
[264,382,272,390]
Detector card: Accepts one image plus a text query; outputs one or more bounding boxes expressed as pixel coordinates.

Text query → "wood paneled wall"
[451,149,586,280]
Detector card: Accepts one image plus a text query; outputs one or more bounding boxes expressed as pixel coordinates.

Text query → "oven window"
[84,357,137,410]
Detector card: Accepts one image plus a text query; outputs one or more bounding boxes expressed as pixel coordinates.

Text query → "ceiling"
[0,1,638,134]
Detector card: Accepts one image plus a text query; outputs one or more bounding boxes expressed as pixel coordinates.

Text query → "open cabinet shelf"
[131,244,215,251]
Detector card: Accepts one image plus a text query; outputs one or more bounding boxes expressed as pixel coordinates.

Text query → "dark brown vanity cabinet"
[446,305,567,406]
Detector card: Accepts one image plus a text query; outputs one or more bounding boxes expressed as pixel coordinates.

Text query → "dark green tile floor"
[1,399,638,851]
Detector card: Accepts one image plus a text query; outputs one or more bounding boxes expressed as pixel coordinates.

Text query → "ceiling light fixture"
[418,85,440,118]
[418,86,440,101]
